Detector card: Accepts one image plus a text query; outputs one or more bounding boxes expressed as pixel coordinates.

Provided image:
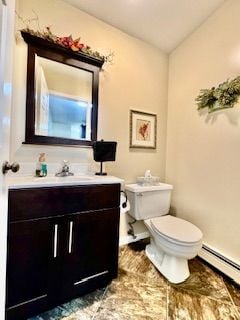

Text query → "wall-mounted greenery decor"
[195,76,240,113]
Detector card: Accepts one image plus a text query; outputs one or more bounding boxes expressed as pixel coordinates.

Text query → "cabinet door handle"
[68,221,73,254]
[53,224,58,258]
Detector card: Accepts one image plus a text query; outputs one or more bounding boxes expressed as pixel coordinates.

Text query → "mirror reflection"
[34,56,93,140]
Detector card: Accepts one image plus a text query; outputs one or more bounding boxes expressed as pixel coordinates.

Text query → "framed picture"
[130,110,157,149]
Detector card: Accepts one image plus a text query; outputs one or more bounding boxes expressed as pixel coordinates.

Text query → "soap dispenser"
[35,155,42,177]
[40,153,47,177]
[36,153,47,177]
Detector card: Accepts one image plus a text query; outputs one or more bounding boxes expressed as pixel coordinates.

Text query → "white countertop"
[7,174,124,189]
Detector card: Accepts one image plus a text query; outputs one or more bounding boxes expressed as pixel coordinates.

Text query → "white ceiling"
[63,0,226,53]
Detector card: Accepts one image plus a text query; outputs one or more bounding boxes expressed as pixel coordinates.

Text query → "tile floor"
[30,240,240,320]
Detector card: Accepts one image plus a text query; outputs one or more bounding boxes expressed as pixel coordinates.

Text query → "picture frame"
[130,110,157,149]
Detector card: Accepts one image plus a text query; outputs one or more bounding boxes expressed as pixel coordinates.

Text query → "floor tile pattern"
[30,240,240,320]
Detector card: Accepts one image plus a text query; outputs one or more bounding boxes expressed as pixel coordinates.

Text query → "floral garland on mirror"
[16,12,113,64]
[195,76,240,113]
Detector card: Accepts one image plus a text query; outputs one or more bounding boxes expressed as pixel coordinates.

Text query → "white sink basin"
[7,175,124,189]
[33,175,94,183]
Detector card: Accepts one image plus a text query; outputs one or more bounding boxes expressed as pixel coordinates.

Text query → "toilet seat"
[149,215,202,245]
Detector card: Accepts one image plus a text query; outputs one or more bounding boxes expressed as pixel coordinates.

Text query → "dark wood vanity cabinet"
[6,183,120,320]
[6,218,53,315]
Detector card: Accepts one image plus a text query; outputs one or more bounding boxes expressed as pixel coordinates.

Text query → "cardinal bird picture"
[137,120,150,141]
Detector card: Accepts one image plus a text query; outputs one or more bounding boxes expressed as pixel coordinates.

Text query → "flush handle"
[2,161,20,174]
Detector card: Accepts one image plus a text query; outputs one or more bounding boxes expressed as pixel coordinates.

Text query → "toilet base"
[145,243,190,284]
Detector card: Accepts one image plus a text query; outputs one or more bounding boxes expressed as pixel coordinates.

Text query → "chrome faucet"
[55,160,74,177]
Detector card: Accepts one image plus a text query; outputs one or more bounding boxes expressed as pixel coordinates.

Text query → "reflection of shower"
[80,123,86,138]
[35,63,50,136]
[47,93,91,140]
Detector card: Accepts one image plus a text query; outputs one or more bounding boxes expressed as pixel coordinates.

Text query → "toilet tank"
[125,183,173,220]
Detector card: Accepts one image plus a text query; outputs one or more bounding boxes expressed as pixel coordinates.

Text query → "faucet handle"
[62,160,69,166]
[55,160,73,176]
[62,160,69,169]
[62,160,69,171]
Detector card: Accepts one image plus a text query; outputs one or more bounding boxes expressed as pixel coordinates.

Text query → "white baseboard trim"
[198,245,240,285]
[119,231,149,246]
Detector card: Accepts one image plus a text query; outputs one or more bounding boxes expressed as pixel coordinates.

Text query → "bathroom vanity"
[5,177,121,320]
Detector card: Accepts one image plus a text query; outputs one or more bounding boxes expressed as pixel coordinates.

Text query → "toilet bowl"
[125,183,203,284]
[144,215,202,283]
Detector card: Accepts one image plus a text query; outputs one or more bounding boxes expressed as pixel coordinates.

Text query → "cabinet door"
[63,208,119,298]
[6,217,62,319]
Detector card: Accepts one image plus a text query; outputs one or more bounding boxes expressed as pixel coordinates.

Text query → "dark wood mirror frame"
[21,31,104,147]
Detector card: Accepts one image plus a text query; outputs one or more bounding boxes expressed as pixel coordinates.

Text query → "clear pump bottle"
[36,153,47,177]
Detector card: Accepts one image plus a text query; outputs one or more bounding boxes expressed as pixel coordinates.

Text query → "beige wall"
[12,0,168,239]
[167,0,240,264]
[11,0,240,263]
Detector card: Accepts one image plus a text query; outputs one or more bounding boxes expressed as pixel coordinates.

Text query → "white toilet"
[125,183,203,284]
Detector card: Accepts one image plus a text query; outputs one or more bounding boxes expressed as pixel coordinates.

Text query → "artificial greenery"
[195,76,240,113]
[16,12,113,64]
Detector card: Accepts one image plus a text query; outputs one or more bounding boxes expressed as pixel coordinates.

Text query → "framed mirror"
[21,31,104,146]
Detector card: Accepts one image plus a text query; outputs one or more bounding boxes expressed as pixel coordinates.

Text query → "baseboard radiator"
[198,244,240,285]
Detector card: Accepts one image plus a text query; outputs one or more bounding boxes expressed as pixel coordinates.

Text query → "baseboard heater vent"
[199,244,240,284]
[202,245,240,270]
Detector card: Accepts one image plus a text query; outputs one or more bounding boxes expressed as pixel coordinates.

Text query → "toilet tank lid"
[125,183,173,193]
